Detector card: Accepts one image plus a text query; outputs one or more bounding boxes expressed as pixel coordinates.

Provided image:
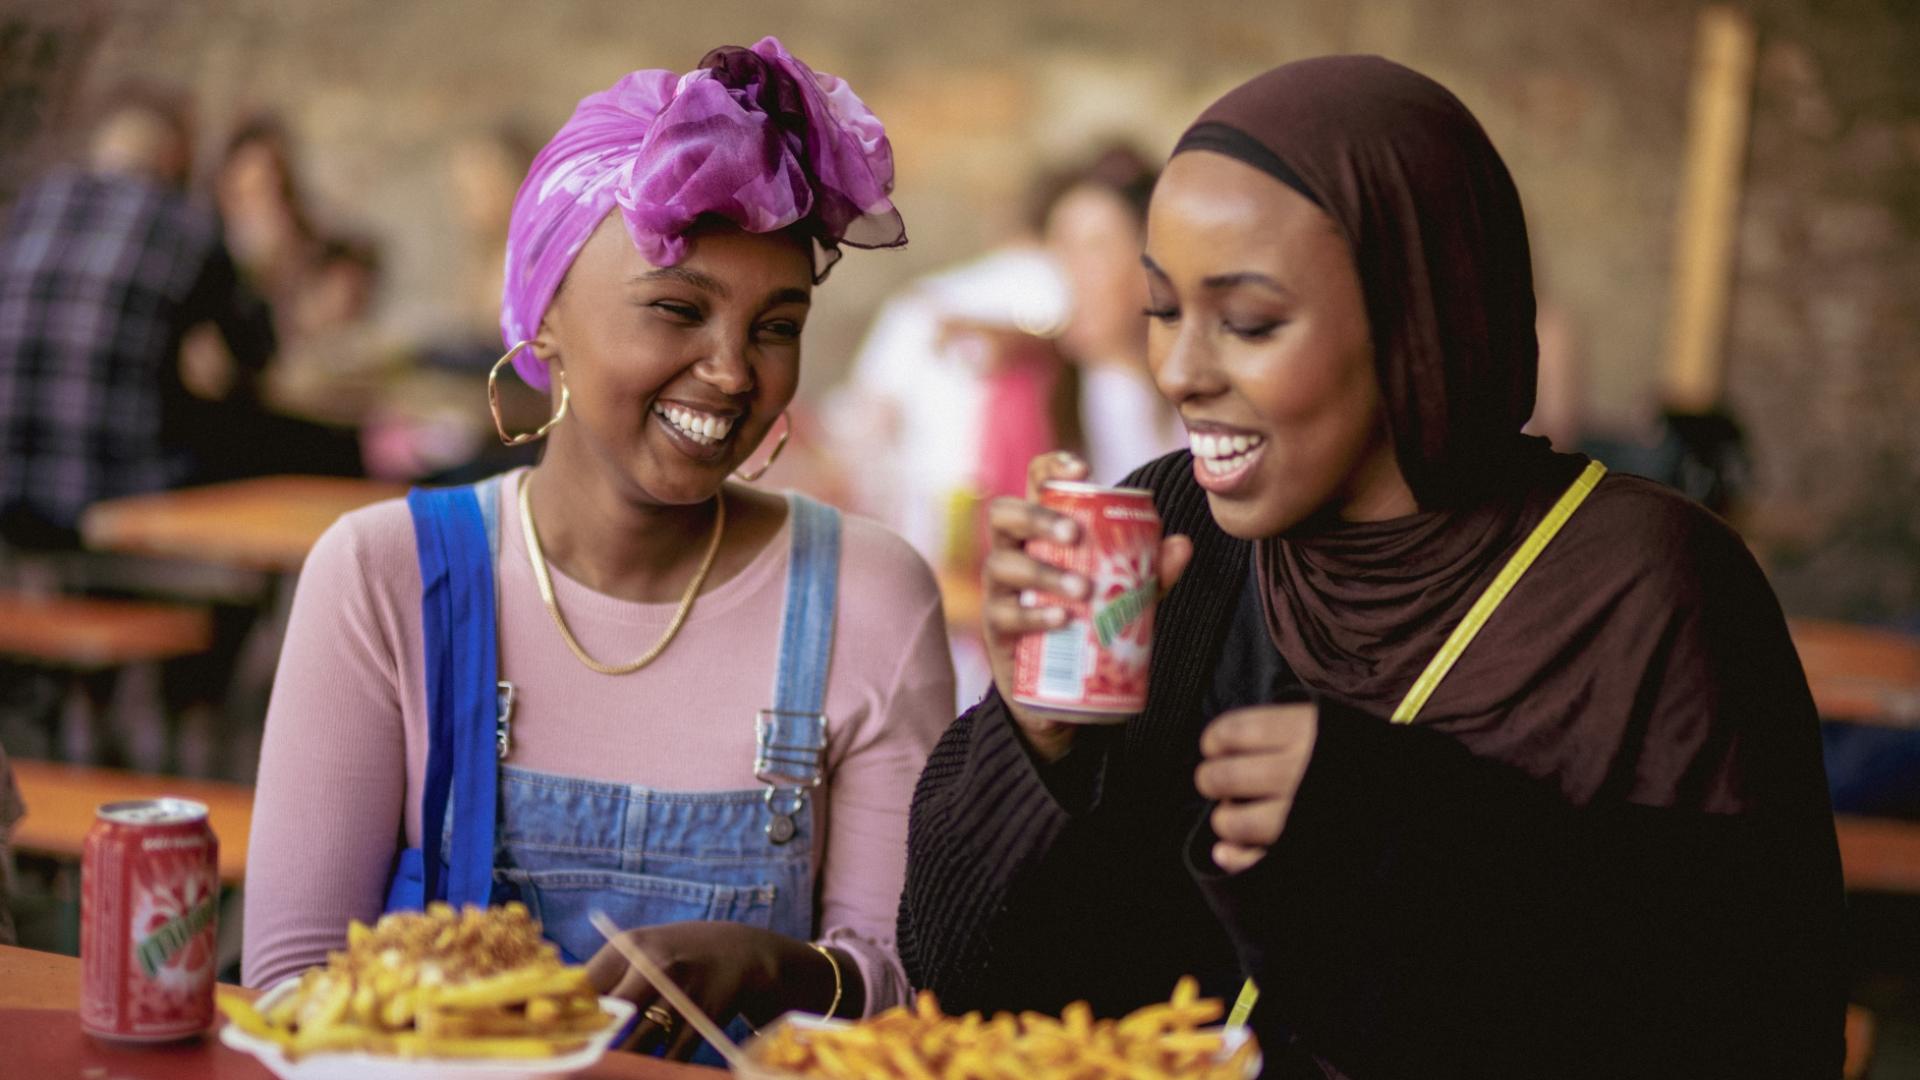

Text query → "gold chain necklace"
[518,471,726,676]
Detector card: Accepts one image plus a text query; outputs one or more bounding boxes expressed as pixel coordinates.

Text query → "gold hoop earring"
[488,340,569,446]
[734,411,790,482]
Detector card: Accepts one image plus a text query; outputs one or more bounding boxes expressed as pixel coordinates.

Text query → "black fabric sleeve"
[897,450,1250,1018]
[895,687,1104,1010]
[183,234,277,385]
[1190,695,1847,1080]
[899,683,1244,1017]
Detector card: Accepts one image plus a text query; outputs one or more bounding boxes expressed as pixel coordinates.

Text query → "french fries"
[750,976,1257,1080]
[219,902,614,1061]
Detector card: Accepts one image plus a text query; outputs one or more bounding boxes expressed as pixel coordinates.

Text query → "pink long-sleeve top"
[242,470,955,1013]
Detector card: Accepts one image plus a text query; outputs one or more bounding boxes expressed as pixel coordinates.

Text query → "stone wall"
[1726,0,1920,620]
[11,0,1919,619]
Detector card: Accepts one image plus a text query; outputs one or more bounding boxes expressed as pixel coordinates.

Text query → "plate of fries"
[740,976,1258,1079]
[218,902,632,1080]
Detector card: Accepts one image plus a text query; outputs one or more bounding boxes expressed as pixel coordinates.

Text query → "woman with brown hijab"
[899,56,1844,1079]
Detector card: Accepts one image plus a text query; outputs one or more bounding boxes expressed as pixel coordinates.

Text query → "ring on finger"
[644,1004,676,1033]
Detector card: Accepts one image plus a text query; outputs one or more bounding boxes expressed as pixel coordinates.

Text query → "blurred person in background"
[821,169,1065,712]
[832,142,1180,573]
[1037,143,1183,485]
[180,111,365,483]
[939,145,1179,506]
[264,234,393,426]
[825,208,1067,569]
[360,126,545,485]
[441,125,541,367]
[0,82,275,553]
[287,235,382,342]
[828,144,1173,709]
[211,114,319,314]
[0,83,278,772]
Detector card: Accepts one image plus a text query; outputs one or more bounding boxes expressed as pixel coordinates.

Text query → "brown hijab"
[1177,57,1822,811]
[1175,54,1538,504]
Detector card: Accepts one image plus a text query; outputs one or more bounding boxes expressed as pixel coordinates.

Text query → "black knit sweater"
[898,451,1845,1079]
[898,451,1251,1018]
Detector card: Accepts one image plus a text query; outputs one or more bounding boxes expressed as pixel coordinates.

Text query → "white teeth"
[1203,450,1256,476]
[1187,430,1265,461]
[655,405,734,446]
[1188,429,1266,479]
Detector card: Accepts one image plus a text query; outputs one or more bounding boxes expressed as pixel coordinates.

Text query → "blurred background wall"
[3,0,1915,619]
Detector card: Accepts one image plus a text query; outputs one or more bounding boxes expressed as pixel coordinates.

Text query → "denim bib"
[387,474,840,971]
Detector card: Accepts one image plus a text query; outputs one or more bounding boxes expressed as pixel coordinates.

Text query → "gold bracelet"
[808,942,843,1019]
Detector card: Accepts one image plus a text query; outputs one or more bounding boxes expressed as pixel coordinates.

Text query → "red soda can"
[81,798,219,1042]
[1012,482,1162,719]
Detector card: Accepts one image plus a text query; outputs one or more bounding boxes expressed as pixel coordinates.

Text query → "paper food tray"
[735,1011,1260,1079]
[219,976,636,1080]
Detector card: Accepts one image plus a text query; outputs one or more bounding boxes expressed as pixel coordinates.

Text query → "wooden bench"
[0,592,211,669]
[8,758,252,883]
[1834,813,1920,896]
[1846,1004,1876,1080]
[1791,617,1920,727]
[0,591,216,767]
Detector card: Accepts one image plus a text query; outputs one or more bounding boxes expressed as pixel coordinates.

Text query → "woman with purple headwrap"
[244,39,952,1059]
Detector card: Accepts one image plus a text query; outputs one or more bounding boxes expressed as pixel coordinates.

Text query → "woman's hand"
[982,452,1193,763]
[584,921,848,1059]
[1195,702,1319,873]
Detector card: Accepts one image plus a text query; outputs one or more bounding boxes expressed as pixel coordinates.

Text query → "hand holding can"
[980,453,1193,762]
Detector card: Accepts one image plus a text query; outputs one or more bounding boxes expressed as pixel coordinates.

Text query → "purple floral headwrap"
[501,36,906,388]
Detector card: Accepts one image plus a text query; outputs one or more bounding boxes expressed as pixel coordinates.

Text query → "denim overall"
[385,475,838,1051]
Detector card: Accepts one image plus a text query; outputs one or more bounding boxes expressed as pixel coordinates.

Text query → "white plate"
[736,1012,1260,1079]
[219,977,637,1080]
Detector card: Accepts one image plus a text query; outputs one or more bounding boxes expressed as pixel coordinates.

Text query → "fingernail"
[1053,520,1076,543]
[1063,574,1090,599]
[1046,607,1068,626]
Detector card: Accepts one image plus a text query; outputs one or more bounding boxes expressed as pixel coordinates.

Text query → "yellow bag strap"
[1390,459,1607,724]
[1226,459,1608,1029]
[1227,976,1262,1030]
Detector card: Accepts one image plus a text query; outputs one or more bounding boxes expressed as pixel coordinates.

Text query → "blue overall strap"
[405,483,501,908]
[475,475,515,761]
[755,495,840,786]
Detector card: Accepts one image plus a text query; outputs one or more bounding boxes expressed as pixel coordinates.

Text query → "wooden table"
[0,945,720,1077]
[10,759,254,883]
[81,475,406,574]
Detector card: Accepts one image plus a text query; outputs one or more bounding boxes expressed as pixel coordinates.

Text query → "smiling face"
[533,214,813,507]
[1144,151,1413,539]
